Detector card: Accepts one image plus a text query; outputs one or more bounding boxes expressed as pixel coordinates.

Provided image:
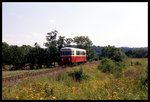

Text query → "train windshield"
[61,51,73,56]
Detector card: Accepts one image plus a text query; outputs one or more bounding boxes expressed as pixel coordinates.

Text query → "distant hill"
[93,45,148,55]
[121,47,148,52]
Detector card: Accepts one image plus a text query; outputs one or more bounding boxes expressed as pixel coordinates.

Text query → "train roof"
[61,47,86,51]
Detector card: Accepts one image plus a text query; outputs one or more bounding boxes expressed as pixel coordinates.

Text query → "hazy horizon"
[2,2,148,48]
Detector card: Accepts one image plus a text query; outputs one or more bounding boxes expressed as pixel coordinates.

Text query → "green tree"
[2,42,10,66]
[125,48,148,58]
[73,36,98,61]
[101,45,126,62]
[44,30,59,67]
[57,36,65,51]
[65,38,73,47]
[9,45,26,70]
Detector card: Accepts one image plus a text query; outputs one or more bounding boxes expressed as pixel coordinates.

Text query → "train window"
[61,51,72,55]
[76,51,80,55]
[83,51,85,55]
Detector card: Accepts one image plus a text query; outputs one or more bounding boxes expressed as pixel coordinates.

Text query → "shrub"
[67,66,90,82]
[98,57,115,73]
[115,62,126,71]
[98,57,126,74]
[101,45,126,62]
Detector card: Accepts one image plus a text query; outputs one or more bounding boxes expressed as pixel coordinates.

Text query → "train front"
[60,47,73,65]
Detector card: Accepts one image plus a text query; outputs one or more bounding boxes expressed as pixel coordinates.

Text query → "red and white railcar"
[60,47,86,65]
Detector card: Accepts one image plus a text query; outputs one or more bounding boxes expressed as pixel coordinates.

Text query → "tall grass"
[2,58,148,100]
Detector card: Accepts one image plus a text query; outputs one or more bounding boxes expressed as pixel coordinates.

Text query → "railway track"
[2,61,99,86]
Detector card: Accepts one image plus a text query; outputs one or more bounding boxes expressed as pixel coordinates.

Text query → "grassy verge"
[2,68,54,78]
[2,58,148,100]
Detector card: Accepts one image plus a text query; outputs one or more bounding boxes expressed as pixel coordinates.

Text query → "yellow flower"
[40,97,44,100]
[72,87,75,90]
[52,96,56,100]
[41,91,45,94]
[29,94,34,97]
[22,88,26,91]
[16,96,19,99]
[113,92,118,94]
[36,93,40,96]
[93,86,97,89]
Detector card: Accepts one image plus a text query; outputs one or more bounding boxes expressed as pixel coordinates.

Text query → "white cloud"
[48,19,55,23]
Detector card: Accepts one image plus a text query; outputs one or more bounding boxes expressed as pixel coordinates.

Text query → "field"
[2,58,148,100]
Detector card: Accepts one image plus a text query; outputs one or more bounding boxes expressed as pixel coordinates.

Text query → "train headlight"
[68,58,70,60]
[62,58,64,61]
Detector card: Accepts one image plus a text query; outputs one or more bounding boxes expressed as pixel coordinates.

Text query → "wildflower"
[40,91,45,94]
[41,90,45,94]
[29,94,34,97]
[36,93,40,96]
[72,87,75,90]
[93,86,97,89]
[113,92,118,94]
[40,97,44,100]
[52,96,56,100]
[16,96,19,100]
[22,88,26,91]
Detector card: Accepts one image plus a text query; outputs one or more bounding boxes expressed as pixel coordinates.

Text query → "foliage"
[101,45,126,62]
[73,36,98,61]
[2,30,100,70]
[67,66,90,82]
[125,48,148,58]
[2,58,148,100]
[44,30,59,66]
[98,57,126,73]
[98,58,115,73]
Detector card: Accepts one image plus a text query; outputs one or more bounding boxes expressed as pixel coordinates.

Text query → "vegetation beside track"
[2,58,148,100]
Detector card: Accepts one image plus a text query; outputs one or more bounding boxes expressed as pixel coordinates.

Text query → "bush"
[101,45,126,62]
[115,62,126,71]
[98,57,115,73]
[67,66,90,82]
[98,57,126,74]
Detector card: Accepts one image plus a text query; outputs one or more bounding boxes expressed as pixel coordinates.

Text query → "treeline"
[2,30,148,71]
[125,48,148,58]
[2,30,97,70]
[93,46,148,59]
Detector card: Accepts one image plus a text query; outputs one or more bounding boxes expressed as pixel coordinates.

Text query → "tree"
[73,36,93,49]
[8,45,26,70]
[101,45,126,62]
[133,48,148,58]
[44,30,59,67]
[26,47,37,69]
[2,42,9,66]
[125,48,148,58]
[65,38,73,47]
[57,36,65,51]
[73,36,98,61]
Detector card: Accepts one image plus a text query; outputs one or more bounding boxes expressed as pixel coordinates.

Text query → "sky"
[2,2,148,48]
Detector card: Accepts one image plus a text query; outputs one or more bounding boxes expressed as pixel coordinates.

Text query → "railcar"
[60,47,86,65]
